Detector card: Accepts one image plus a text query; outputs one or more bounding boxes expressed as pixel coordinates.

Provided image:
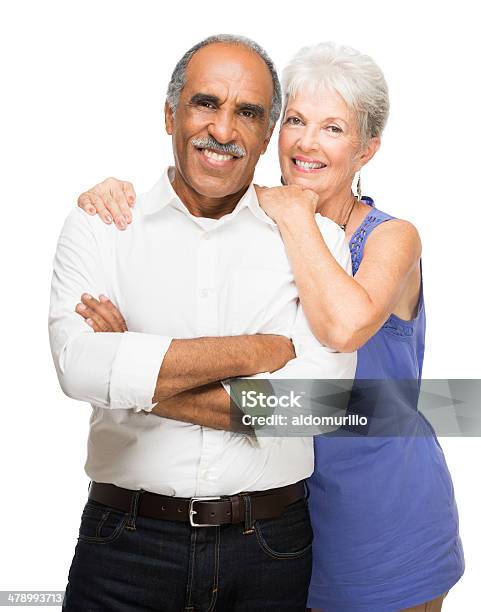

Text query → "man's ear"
[260,125,275,155]
[356,136,381,170]
[164,100,174,135]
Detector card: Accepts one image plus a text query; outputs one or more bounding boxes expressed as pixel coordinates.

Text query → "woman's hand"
[254,184,319,223]
[77,177,136,231]
[75,294,128,332]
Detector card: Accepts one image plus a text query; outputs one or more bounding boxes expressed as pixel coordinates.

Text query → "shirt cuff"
[221,374,281,448]
[221,372,270,408]
[109,332,173,412]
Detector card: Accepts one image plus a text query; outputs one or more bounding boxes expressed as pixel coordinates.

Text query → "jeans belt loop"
[231,494,242,524]
[241,493,254,535]
[126,489,144,531]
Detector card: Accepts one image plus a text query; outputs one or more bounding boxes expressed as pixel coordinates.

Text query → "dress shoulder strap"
[349,205,396,276]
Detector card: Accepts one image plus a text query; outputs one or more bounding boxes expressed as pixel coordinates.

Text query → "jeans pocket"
[254,498,313,560]
[78,500,128,544]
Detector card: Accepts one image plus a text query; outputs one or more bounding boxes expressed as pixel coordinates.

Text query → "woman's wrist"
[275,207,317,232]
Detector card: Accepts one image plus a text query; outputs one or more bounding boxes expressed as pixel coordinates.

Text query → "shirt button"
[200,288,209,298]
[202,233,210,241]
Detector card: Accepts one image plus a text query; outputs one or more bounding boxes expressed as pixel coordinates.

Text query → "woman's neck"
[315,187,374,241]
[316,187,357,227]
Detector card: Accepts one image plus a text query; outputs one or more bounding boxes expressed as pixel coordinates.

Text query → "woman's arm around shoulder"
[275,208,421,352]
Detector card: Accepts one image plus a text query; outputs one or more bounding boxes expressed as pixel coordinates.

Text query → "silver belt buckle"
[189,496,221,527]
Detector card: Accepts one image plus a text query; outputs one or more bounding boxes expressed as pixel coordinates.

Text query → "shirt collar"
[142,167,179,215]
[142,166,276,228]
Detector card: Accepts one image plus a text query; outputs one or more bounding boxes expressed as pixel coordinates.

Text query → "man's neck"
[171,169,250,219]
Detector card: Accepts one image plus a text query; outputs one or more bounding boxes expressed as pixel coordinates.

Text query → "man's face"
[165,43,274,201]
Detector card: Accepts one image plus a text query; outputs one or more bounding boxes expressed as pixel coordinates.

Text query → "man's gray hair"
[166,34,282,129]
[282,42,390,144]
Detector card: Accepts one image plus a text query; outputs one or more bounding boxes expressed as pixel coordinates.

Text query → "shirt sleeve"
[315,212,352,275]
[48,209,172,411]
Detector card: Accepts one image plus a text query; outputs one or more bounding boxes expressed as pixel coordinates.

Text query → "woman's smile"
[291,155,327,172]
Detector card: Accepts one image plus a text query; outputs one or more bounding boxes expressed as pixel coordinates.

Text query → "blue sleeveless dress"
[307,205,464,612]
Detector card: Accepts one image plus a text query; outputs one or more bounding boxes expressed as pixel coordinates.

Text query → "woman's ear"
[357,136,381,170]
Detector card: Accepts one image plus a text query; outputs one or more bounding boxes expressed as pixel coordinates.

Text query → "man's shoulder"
[61,190,151,239]
[314,213,345,244]
[61,206,115,238]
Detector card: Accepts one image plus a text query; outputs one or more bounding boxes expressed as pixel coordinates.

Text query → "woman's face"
[278,88,364,198]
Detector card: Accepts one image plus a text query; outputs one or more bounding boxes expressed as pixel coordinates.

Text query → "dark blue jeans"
[63,493,313,611]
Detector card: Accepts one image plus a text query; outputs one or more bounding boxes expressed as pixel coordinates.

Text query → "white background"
[1,0,480,609]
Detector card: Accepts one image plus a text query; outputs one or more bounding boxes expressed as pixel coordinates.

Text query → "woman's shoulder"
[355,200,420,242]
[368,214,421,242]
[362,213,422,261]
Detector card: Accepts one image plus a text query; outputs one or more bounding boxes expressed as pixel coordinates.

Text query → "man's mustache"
[192,136,247,158]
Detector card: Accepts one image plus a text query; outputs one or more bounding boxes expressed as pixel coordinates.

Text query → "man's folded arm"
[49,209,293,411]
[152,333,293,402]
[149,223,357,430]
[150,307,357,431]
[151,383,238,431]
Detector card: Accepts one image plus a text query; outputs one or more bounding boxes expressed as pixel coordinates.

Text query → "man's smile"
[196,146,239,168]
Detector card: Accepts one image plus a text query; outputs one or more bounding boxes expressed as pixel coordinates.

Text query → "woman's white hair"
[282,42,389,144]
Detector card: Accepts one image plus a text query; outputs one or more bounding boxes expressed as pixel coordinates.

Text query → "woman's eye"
[326,125,342,134]
[285,116,302,125]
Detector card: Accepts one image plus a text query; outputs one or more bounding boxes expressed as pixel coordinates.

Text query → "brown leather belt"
[89,481,305,527]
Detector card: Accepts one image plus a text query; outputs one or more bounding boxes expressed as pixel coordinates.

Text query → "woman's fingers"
[109,181,132,228]
[77,193,97,216]
[90,192,114,224]
[77,177,133,230]
[96,179,126,229]
[77,188,115,225]
[253,184,268,201]
[303,188,319,207]
[121,181,136,208]
[79,294,126,332]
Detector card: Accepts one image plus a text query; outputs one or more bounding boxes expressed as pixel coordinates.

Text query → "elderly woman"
[76,43,463,612]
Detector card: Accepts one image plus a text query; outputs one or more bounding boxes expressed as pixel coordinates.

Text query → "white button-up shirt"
[49,168,356,497]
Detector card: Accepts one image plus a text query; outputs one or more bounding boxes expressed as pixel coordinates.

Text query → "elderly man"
[49,34,355,611]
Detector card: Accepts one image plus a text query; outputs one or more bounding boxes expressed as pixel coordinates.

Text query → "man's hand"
[75,294,128,332]
[78,177,136,231]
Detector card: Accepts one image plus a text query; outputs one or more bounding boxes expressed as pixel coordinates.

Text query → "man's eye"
[198,101,216,109]
[285,116,302,126]
[240,110,255,119]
